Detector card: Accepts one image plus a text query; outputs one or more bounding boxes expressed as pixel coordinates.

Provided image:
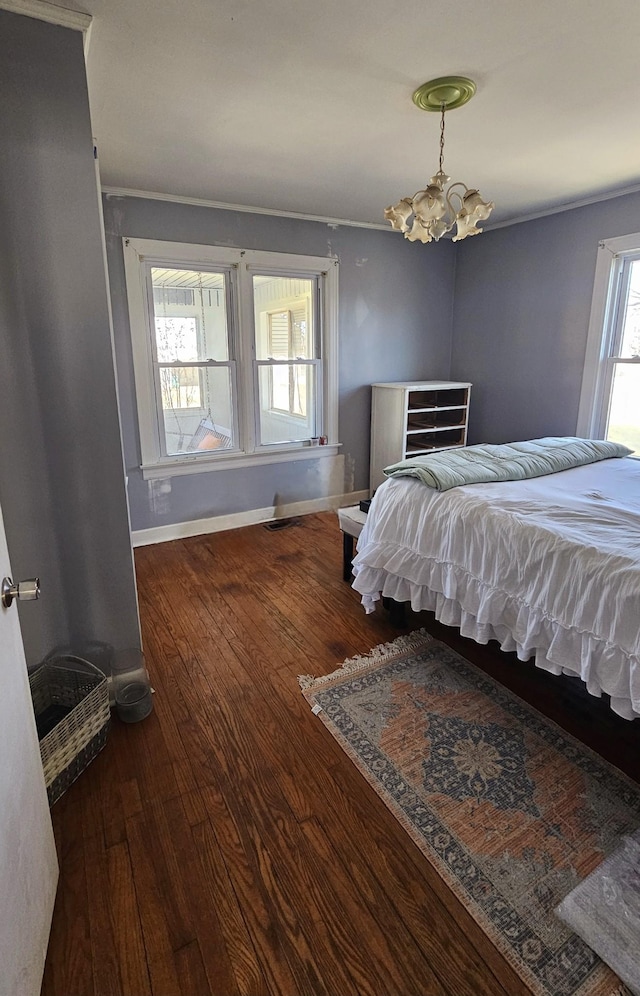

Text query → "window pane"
[159,365,202,410]
[160,366,235,455]
[257,364,316,444]
[619,260,640,358]
[151,267,229,361]
[155,317,199,362]
[606,364,640,453]
[253,274,315,360]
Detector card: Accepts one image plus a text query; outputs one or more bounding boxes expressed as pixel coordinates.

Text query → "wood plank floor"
[41,512,640,996]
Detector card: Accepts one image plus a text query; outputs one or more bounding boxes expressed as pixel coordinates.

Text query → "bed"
[352,439,640,719]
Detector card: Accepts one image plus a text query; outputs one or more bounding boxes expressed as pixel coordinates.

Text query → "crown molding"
[103,180,640,240]
[484,180,640,234]
[101,186,391,232]
[0,0,92,52]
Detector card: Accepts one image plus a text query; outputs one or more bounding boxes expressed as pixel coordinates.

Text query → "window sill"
[139,443,342,480]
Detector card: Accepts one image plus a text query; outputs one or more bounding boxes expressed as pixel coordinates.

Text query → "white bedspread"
[352,458,640,719]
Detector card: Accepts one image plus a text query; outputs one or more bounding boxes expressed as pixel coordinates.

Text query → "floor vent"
[263,517,300,531]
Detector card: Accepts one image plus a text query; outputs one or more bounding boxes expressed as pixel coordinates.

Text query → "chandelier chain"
[439,104,446,174]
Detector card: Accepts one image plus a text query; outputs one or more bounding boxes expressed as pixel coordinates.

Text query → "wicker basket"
[29,655,110,807]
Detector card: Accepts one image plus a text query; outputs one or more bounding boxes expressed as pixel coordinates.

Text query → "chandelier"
[384,76,494,244]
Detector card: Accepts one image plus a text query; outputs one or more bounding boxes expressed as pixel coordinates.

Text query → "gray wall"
[451,190,640,443]
[103,196,456,531]
[0,12,141,666]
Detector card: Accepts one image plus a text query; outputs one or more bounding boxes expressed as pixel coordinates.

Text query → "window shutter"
[268,311,292,357]
[291,303,307,357]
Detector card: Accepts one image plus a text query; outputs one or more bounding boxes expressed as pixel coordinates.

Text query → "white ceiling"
[77,0,640,229]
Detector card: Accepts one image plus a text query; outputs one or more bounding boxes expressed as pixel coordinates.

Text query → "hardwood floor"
[41,512,640,996]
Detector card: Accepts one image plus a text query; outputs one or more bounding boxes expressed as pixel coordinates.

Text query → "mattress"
[352,457,640,719]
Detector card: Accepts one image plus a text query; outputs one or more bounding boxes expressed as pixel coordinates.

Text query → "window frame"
[123,238,339,479]
[577,232,640,444]
[249,266,320,445]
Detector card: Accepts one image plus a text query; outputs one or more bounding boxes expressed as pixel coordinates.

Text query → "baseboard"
[131,490,370,547]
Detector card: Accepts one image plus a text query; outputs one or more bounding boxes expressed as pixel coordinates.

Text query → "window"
[577,233,640,454]
[253,275,315,442]
[123,239,339,478]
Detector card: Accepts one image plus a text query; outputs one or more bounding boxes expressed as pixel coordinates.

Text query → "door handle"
[1,576,40,608]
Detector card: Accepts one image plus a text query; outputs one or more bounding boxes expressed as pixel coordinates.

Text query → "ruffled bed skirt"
[353,562,640,721]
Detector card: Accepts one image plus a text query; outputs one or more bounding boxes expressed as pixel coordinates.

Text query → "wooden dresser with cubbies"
[369,380,471,492]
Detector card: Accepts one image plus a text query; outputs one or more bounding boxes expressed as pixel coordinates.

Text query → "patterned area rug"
[299,630,640,996]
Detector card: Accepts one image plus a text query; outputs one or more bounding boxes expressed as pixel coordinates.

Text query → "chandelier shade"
[385,77,494,244]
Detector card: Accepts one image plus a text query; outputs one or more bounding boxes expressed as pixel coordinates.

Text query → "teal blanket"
[384,436,633,491]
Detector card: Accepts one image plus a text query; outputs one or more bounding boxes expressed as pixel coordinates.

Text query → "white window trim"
[577,232,640,438]
[123,238,339,478]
